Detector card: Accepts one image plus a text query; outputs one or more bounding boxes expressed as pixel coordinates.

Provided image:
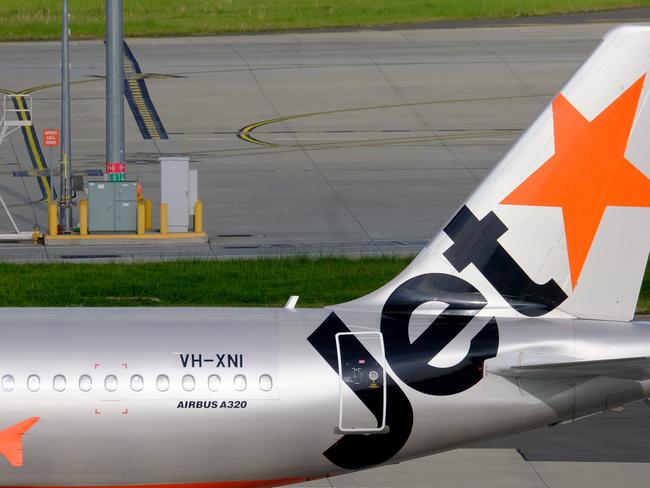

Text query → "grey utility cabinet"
[160,157,190,232]
[88,181,137,232]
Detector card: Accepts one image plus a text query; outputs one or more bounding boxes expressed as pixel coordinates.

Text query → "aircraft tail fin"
[340,26,650,321]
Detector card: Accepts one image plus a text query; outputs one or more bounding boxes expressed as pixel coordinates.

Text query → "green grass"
[0,257,409,307]
[637,266,650,314]
[1,257,650,314]
[1,1,650,41]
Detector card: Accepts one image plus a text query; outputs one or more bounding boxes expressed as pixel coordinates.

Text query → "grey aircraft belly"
[2,24,650,488]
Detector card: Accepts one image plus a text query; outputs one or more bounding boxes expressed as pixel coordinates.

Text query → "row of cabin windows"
[0,373,273,393]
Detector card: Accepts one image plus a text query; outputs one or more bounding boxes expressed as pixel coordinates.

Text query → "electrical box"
[72,174,84,192]
[88,182,113,232]
[160,157,190,232]
[88,181,137,232]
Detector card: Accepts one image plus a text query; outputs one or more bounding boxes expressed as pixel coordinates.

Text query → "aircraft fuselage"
[0,307,648,486]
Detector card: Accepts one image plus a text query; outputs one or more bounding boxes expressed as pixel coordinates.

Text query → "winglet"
[0,417,39,467]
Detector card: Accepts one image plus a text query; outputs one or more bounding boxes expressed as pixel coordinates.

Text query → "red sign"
[43,128,59,147]
[106,162,126,181]
[105,162,126,174]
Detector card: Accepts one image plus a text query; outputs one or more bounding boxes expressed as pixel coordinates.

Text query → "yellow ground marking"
[237,93,549,147]
[239,126,519,151]
[46,232,207,241]
[14,95,52,201]
[10,72,173,96]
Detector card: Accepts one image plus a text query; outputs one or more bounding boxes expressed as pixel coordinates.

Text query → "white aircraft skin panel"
[408,301,449,345]
[494,205,570,294]
[4,25,650,488]
[626,85,650,177]
[564,27,650,121]
[560,207,650,320]
[0,310,280,403]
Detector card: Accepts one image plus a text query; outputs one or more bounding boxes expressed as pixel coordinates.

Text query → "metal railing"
[2,94,33,127]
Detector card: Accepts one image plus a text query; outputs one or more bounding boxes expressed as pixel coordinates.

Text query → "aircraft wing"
[505,357,650,381]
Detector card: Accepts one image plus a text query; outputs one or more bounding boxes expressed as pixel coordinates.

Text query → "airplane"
[2,23,650,488]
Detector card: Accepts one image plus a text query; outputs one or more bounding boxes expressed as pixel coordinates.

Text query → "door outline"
[335,331,387,433]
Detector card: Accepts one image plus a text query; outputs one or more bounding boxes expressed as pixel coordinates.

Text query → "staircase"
[0,94,37,241]
[0,94,32,147]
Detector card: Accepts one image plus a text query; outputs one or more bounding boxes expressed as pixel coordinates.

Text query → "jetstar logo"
[308,207,567,470]
[502,75,650,288]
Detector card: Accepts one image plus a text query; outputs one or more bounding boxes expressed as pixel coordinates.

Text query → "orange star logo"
[501,75,650,289]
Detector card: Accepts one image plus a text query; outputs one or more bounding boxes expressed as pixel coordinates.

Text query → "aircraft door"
[335,332,388,433]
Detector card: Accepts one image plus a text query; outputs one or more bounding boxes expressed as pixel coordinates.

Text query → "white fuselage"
[0,307,649,487]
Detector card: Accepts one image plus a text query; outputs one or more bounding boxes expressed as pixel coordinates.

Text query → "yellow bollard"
[137,200,145,235]
[48,203,58,236]
[79,200,88,236]
[144,199,153,231]
[160,203,168,234]
[194,200,203,234]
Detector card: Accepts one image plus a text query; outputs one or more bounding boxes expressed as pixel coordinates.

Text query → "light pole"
[60,0,73,232]
[106,0,125,179]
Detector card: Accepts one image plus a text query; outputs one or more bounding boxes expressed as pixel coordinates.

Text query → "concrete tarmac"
[3,19,650,260]
[291,400,650,488]
[295,448,650,488]
[477,399,650,462]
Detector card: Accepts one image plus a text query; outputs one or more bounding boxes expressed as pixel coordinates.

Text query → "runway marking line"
[237,93,549,147]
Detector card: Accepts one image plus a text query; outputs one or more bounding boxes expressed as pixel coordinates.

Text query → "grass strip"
[0,257,408,307]
[1,1,650,41]
[1,257,650,314]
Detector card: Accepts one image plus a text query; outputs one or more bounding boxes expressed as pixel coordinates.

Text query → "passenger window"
[27,375,40,392]
[53,374,66,392]
[105,375,118,392]
[1,375,15,392]
[233,374,247,391]
[259,374,273,392]
[79,375,92,392]
[182,374,195,392]
[208,374,221,392]
[130,375,144,392]
[156,374,169,392]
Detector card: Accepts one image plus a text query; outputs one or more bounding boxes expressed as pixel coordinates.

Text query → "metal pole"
[60,0,73,232]
[49,146,53,205]
[106,0,125,171]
